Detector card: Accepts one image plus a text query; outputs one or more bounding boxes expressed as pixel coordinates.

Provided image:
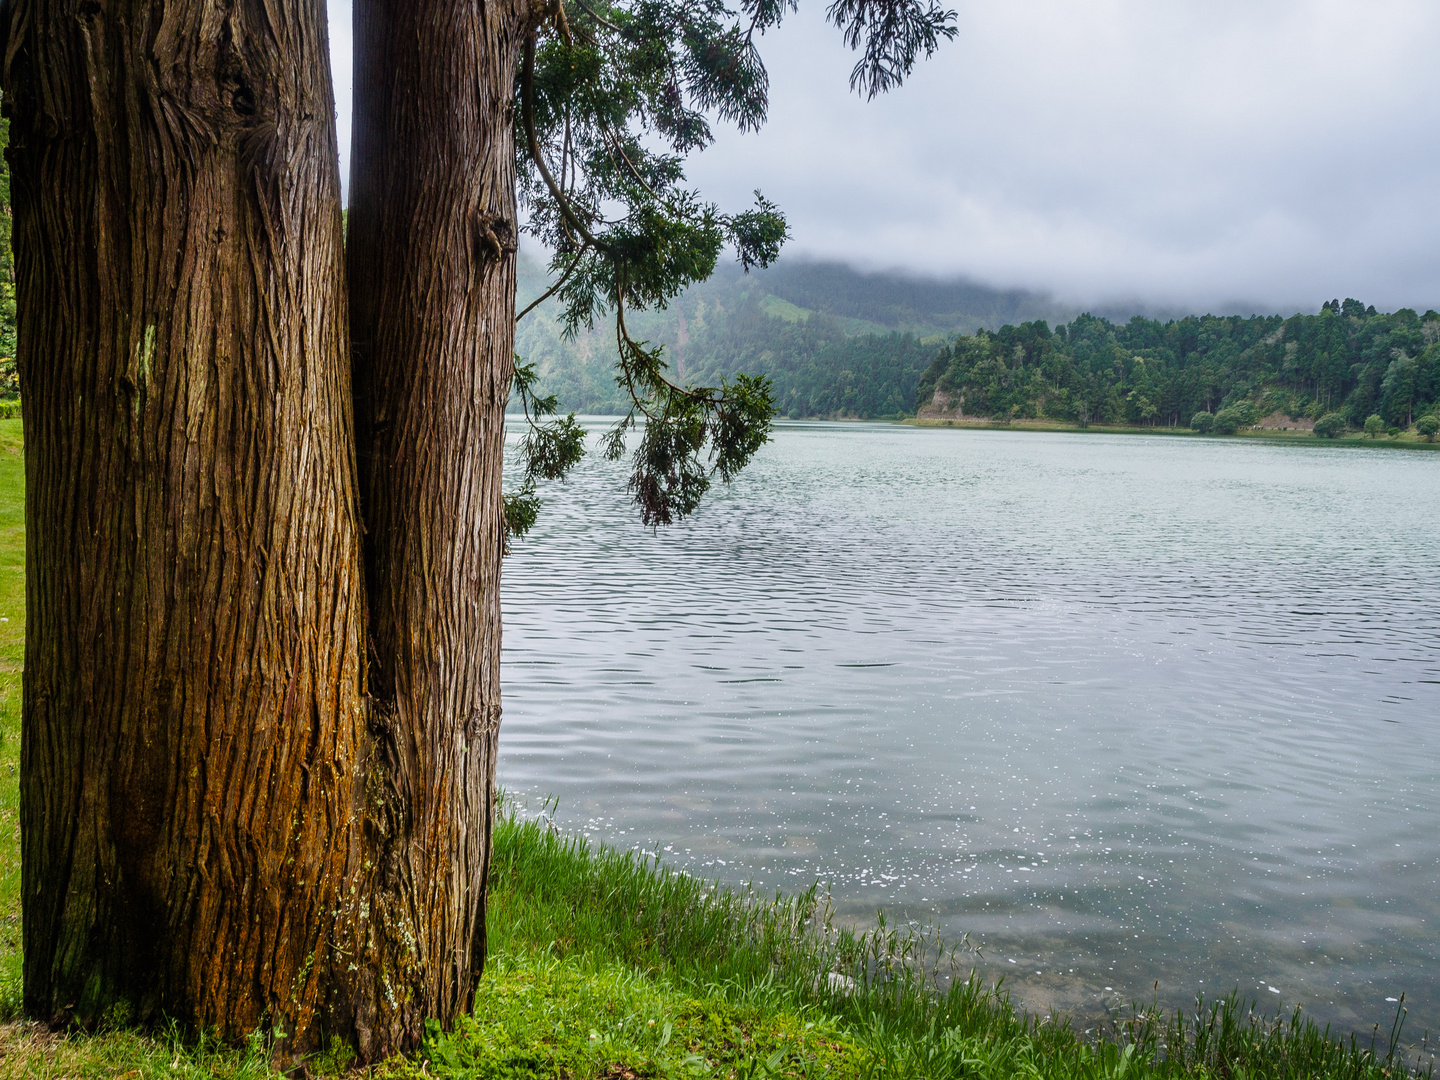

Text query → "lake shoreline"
[1,416,1436,1076]
[503,419,1440,1045]
[903,416,1440,449]
[0,796,1433,1076]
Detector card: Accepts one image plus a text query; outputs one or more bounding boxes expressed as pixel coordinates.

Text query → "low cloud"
[329,0,1440,313]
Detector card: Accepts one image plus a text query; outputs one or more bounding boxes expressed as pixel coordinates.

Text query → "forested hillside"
[514,253,1076,418]
[915,301,1440,431]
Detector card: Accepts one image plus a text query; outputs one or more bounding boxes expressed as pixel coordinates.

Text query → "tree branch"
[573,0,622,34]
[521,31,605,251]
[515,247,587,323]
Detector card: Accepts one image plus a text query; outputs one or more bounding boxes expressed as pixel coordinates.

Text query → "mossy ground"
[0,415,1433,1078]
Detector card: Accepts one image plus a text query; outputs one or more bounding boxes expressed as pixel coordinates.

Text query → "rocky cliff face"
[916,388,993,422]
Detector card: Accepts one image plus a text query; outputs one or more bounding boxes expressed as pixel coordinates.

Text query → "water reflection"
[499,421,1440,1035]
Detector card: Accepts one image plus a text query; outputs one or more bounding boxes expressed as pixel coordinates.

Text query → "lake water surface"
[498,422,1440,1037]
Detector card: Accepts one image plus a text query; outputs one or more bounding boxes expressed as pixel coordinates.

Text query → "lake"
[498,421,1440,1038]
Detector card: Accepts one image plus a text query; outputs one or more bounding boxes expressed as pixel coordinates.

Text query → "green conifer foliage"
[511,0,958,526]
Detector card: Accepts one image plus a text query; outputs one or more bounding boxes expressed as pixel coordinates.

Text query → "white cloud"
[328,0,1440,311]
[328,0,352,190]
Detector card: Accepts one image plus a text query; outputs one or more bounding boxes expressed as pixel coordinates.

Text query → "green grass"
[0,416,25,1021]
[460,809,1435,1080]
[0,415,1434,1077]
[0,1023,288,1078]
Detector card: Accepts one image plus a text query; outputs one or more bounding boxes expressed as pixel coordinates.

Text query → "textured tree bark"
[3,0,368,1050]
[344,0,527,1057]
[5,0,527,1057]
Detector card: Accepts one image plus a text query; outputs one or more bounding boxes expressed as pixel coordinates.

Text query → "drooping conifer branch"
[509,0,957,530]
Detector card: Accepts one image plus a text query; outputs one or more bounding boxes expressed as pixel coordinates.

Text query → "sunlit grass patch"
[483,801,1435,1080]
[414,952,866,1079]
[0,416,24,1022]
[0,1020,283,1078]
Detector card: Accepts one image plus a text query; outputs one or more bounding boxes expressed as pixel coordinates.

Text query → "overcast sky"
[326,0,1440,314]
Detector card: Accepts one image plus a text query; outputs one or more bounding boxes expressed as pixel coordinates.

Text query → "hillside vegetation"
[514,255,1077,418]
[914,300,1440,433]
[518,246,1439,435]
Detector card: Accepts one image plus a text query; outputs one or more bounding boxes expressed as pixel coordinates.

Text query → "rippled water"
[498,421,1440,1036]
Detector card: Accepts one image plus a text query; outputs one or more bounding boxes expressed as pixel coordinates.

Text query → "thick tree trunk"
[5,0,524,1057]
[344,0,527,1056]
[3,0,368,1051]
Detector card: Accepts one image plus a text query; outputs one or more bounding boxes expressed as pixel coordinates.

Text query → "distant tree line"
[915,300,1440,432]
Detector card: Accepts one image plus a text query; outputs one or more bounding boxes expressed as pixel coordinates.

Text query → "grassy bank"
[442,814,1436,1080]
[0,418,25,1017]
[905,416,1440,449]
[7,803,1431,1079]
[0,413,1434,1077]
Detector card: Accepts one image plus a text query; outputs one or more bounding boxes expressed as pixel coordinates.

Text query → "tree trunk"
[4,0,369,1049]
[342,0,527,1055]
[6,0,528,1057]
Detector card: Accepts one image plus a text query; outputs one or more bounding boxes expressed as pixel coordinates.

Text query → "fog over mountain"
[328,0,1440,313]
[511,251,1256,416]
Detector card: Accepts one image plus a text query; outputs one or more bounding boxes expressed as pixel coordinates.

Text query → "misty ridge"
[512,254,1178,419]
[514,254,1438,428]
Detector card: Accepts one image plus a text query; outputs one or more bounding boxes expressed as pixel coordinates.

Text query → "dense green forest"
[915,302,1440,431]
[514,254,1078,418]
[517,240,1439,428]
